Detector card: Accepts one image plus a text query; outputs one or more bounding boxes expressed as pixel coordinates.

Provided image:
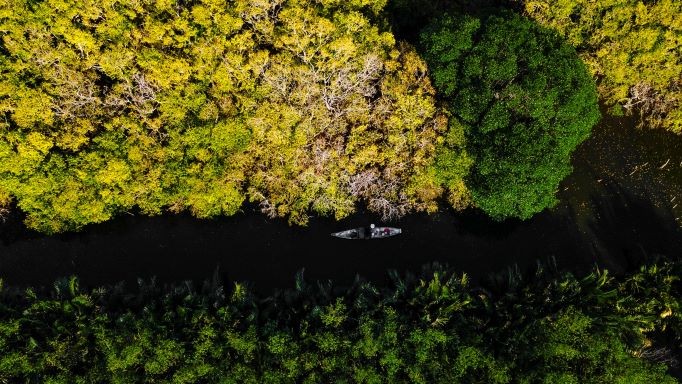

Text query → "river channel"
[1,113,681,293]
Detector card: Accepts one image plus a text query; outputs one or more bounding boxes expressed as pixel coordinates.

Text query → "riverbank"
[0,113,681,293]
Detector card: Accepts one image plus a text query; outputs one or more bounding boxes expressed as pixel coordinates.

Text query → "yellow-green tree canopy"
[0,0,468,232]
[523,0,682,133]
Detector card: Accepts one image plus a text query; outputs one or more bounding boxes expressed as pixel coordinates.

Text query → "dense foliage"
[0,260,680,383]
[2,0,676,231]
[420,12,599,220]
[0,0,468,232]
[522,0,682,133]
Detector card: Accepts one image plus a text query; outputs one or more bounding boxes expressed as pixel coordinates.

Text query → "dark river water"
[1,114,682,293]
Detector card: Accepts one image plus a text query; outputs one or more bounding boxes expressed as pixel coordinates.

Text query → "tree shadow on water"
[0,203,41,245]
[451,206,526,238]
[585,181,682,273]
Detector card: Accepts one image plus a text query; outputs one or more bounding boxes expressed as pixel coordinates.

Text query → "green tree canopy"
[421,12,600,220]
[0,0,467,232]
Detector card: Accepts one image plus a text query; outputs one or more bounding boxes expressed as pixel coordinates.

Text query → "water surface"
[1,114,681,293]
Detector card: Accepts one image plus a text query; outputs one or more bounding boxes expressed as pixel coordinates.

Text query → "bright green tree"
[420,12,600,220]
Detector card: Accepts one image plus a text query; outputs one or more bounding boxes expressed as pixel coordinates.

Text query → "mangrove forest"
[0,0,681,382]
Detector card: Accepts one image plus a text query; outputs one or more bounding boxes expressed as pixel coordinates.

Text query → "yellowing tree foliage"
[523,0,682,133]
[0,0,469,232]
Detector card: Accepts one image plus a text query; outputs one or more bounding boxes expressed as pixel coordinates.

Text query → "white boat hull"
[331,226,401,239]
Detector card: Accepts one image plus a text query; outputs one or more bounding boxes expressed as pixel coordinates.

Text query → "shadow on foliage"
[383,0,523,43]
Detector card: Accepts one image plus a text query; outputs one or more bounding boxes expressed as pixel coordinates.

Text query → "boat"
[331,224,401,239]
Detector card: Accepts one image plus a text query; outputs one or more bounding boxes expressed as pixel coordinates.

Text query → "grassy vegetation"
[1,259,679,382]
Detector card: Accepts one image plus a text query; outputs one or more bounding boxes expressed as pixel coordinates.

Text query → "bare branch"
[348,170,379,197]
[51,66,100,119]
[638,346,679,367]
[622,82,678,127]
[0,204,9,223]
[104,72,159,116]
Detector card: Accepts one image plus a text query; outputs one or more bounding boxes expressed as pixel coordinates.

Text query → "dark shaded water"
[1,115,682,293]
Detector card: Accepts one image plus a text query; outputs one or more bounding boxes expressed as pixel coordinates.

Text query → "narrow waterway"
[1,114,681,293]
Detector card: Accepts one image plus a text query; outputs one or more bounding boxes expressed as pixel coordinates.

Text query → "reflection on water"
[0,113,681,293]
[566,114,682,224]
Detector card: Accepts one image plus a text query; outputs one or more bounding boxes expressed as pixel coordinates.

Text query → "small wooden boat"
[331,224,401,239]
